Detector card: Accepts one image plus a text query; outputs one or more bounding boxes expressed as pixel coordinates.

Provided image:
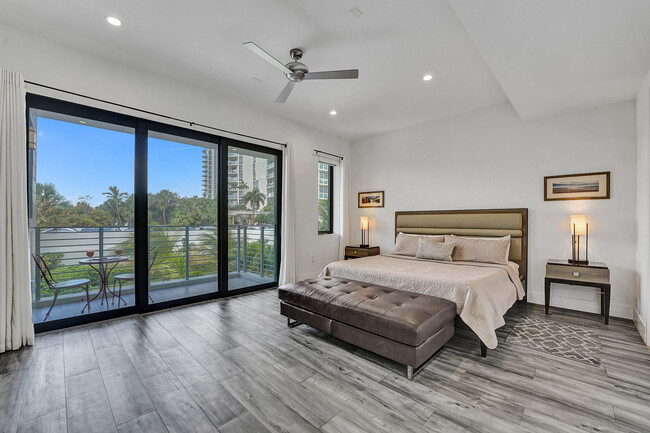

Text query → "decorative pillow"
[445,234,511,265]
[416,239,455,262]
[392,233,444,256]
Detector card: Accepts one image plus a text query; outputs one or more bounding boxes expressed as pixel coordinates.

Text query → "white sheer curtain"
[0,69,34,352]
[337,157,348,261]
[278,142,296,286]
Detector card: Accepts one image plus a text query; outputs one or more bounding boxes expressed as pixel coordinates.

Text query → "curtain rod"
[314,149,343,160]
[24,80,288,148]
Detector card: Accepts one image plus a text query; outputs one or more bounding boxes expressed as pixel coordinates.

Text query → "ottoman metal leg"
[407,366,413,381]
[287,317,301,328]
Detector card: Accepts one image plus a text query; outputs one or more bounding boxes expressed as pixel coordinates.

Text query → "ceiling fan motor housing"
[285,61,308,82]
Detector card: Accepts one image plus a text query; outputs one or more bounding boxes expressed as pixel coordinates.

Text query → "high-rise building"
[318,163,330,199]
[266,159,275,201]
[203,150,270,208]
[202,148,218,200]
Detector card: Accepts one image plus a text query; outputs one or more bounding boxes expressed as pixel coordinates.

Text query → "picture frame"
[544,171,610,201]
[358,191,384,208]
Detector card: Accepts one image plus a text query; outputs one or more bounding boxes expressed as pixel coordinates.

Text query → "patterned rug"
[506,316,601,366]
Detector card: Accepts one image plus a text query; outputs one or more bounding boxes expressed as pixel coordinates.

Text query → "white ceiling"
[449,0,650,120]
[1,0,649,140]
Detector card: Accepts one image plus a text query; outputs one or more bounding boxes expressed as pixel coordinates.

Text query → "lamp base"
[568,259,589,266]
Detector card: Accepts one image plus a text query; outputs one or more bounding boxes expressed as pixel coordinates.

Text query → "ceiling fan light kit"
[244,42,359,103]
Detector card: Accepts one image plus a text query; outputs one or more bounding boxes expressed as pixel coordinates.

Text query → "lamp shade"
[570,214,587,236]
[360,216,369,230]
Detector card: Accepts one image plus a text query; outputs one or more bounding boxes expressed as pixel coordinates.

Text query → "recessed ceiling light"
[330,110,337,116]
[423,74,433,81]
[79,120,87,124]
[106,16,123,27]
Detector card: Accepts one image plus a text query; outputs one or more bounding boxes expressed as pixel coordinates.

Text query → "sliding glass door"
[227,145,279,291]
[27,95,282,332]
[28,107,135,323]
[147,131,219,303]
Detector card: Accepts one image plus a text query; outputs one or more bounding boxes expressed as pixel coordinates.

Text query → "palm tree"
[102,186,128,226]
[36,182,71,226]
[150,189,179,225]
[242,188,266,219]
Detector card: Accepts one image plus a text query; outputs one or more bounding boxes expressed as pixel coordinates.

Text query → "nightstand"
[344,245,380,260]
[545,259,611,324]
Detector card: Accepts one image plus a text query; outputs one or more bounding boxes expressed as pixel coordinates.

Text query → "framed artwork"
[358,191,384,208]
[544,171,610,201]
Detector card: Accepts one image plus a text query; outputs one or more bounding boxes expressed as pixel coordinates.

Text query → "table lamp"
[569,214,589,265]
[360,216,369,247]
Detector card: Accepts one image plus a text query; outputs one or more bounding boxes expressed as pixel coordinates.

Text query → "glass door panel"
[28,109,135,322]
[147,131,219,303]
[227,145,278,291]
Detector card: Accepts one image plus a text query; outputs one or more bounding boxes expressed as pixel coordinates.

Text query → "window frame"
[26,93,283,333]
[318,163,334,235]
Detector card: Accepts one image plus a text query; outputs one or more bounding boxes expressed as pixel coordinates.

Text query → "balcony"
[31,224,276,322]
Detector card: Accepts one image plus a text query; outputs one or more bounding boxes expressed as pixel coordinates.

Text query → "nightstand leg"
[544,278,551,314]
[603,284,611,325]
[600,291,605,316]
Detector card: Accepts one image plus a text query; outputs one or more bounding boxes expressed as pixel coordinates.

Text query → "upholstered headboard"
[394,208,528,288]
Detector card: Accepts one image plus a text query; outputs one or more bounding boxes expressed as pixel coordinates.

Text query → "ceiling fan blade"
[275,82,296,103]
[303,69,359,80]
[243,42,292,75]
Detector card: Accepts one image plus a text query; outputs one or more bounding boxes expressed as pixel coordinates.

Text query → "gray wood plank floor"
[1,289,649,433]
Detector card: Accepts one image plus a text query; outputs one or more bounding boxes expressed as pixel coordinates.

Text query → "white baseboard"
[633,307,648,345]
[527,291,633,320]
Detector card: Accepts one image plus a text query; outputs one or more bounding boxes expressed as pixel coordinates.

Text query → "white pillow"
[392,233,444,256]
[416,239,455,262]
[444,234,511,265]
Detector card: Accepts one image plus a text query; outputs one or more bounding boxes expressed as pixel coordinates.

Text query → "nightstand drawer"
[344,246,380,259]
[546,263,609,284]
[345,247,369,257]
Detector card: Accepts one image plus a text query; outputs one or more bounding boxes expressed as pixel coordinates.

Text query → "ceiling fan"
[244,42,359,103]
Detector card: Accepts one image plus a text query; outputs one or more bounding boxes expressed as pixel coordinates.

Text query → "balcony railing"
[31,224,276,302]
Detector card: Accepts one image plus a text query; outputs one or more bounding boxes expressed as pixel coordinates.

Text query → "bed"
[321,208,528,351]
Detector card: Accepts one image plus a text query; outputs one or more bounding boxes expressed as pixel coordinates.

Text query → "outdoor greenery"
[318,198,330,232]
[35,182,274,227]
[33,183,276,300]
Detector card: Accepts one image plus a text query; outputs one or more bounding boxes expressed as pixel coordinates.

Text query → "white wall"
[636,69,650,343]
[0,23,350,281]
[349,101,637,319]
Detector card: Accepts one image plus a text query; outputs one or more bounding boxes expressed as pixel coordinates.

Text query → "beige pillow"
[416,239,455,262]
[392,233,444,256]
[445,234,511,265]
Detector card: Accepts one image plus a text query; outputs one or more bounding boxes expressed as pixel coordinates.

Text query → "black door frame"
[27,94,282,332]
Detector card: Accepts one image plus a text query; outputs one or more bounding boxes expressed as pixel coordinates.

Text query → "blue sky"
[37,117,204,206]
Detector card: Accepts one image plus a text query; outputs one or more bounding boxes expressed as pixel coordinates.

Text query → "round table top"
[78,256,129,265]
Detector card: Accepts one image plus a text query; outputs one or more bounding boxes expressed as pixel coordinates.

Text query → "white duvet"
[320,254,525,349]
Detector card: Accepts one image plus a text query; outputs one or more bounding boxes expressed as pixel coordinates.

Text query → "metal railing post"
[260,226,265,277]
[243,225,248,273]
[99,226,104,258]
[185,226,190,280]
[34,228,41,301]
[236,225,241,272]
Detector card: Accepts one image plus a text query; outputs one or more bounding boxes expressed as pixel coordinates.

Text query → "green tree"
[102,186,128,226]
[150,190,179,225]
[36,182,71,226]
[262,197,275,212]
[242,188,266,219]
[318,199,329,232]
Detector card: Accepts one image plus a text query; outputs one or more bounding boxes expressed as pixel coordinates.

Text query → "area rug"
[506,316,601,366]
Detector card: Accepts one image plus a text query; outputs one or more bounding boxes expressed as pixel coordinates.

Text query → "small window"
[318,163,334,234]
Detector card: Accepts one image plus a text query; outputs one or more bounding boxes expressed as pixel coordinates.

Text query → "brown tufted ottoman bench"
[278,277,456,380]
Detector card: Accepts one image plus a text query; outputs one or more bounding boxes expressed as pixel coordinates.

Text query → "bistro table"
[78,256,129,310]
